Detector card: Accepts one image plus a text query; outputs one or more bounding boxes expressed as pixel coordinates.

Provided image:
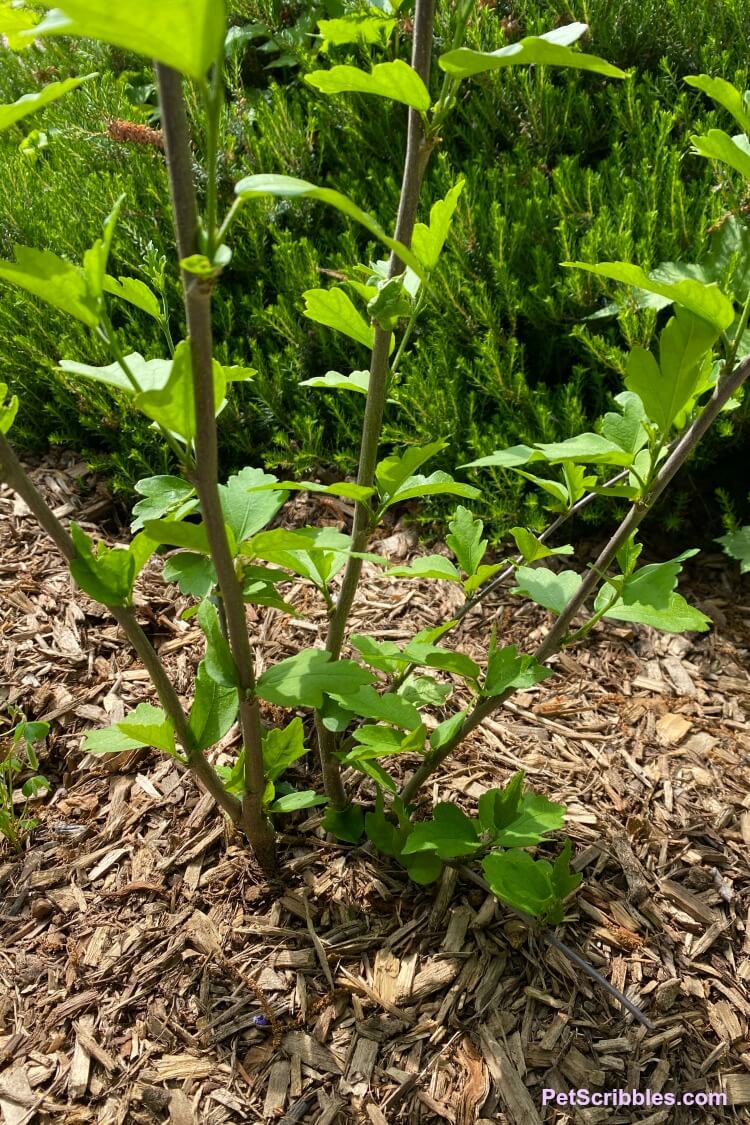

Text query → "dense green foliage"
[1,0,749,535]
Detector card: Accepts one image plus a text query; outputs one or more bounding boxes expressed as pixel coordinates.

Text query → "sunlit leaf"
[440,23,627,81]
[306,59,430,110]
[0,74,96,132]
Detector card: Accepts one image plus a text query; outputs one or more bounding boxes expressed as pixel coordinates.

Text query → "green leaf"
[82,725,146,755]
[401,802,480,860]
[550,839,582,903]
[600,592,712,633]
[404,640,480,681]
[0,383,19,434]
[235,175,424,279]
[134,339,226,443]
[482,850,556,917]
[691,129,750,179]
[0,4,39,47]
[440,22,627,81]
[219,466,285,544]
[349,635,408,676]
[412,180,465,272]
[61,352,172,395]
[188,662,239,751]
[144,519,211,554]
[685,74,750,134]
[447,505,486,576]
[600,392,649,454]
[300,369,370,394]
[565,261,735,333]
[163,552,216,598]
[26,0,226,79]
[197,600,238,688]
[259,479,374,502]
[268,790,327,813]
[322,804,365,843]
[348,723,426,758]
[69,523,135,606]
[429,710,468,750]
[117,702,176,755]
[305,59,430,110]
[399,675,452,709]
[131,475,197,532]
[317,14,395,52]
[510,527,574,564]
[512,566,583,615]
[616,550,698,609]
[533,433,634,466]
[350,757,398,793]
[382,471,480,509]
[478,772,525,833]
[402,851,444,885]
[625,309,717,433]
[514,470,571,511]
[330,685,422,730]
[83,194,124,300]
[493,792,566,847]
[717,526,750,574]
[0,246,99,326]
[365,795,411,857]
[367,276,412,331]
[376,555,462,583]
[262,717,308,782]
[257,649,374,708]
[0,74,96,134]
[462,444,536,469]
[303,287,375,349]
[484,642,552,697]
[375,441,447,501]
[103,274,162,321]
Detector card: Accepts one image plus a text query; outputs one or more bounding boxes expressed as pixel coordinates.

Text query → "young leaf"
[533,433,634,466]
[440,23,627,81]
[478,772,525,833]
[134,340,226,443]
[349,635,408,676]
[262,717,309,781]
[447,505,486,576]
[0,246,99,326]
[512,566,583,616]
[117,703,176,755]
[492,792,567,847]
[399,675,452,709]
[412,180,465,273]
[256,650,374,708]
[685,74,750,134]
[381,471,480,509]
[103,275,162,321]
[429,710,468,750]
[322,804,365,843]
[143,519,212,554]
[329,685,422,731]
[599,592,711,633]
[484,642,552,697]
[350,757,398,793]
[691,130,750,179]
[349,723,426,758]
[0,383,19,434]
[550,839,582,903]
[163,552,216,598]
[61,352,172,394]
[510,527,574,564]
[131,475,197,532]
[402,851,444,885]
[268,790,327,813]
[400,802,480,859]
[717,526,750,574]
[26,0,226,80]
[235,175,424,279]
[83,725,149,754]
[0,74,96,132]
[462,444,536,469]
[376,555,462,583]
[303,288,375,349]
[318,15,395,52]
[404,640,480,681]
[300,369,370,395]
[365,797,411,857]
[565,261,734,333]
[188,663,240,751]
[69,523,135,607]
[600,392,649,454]
[197,600,238,688]
[482,850,556,917]
[305,59,430,110]
[617,549,698,609]
[219,467,286,543]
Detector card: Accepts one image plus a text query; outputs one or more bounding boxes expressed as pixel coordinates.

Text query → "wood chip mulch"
[1,452,749,1124]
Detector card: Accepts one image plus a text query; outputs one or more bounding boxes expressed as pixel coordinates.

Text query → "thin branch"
[317,0,438,806]
[458,865,655,1030]
[0,432,241,823]
[401,352,750,803]
[156,63,275,870]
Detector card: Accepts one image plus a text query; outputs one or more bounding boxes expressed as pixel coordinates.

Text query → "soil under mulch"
[1,452,750,1125]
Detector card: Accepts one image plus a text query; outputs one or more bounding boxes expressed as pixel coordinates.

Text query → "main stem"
[0,433,241,823]
[316,0,438,807]
[401,352,750,803]
[155,63,275,871]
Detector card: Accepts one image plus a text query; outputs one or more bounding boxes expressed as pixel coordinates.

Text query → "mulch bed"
[1,452,749,1124]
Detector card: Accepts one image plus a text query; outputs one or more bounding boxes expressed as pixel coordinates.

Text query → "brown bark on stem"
[316,0,438,806]
[155,63,275,871]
